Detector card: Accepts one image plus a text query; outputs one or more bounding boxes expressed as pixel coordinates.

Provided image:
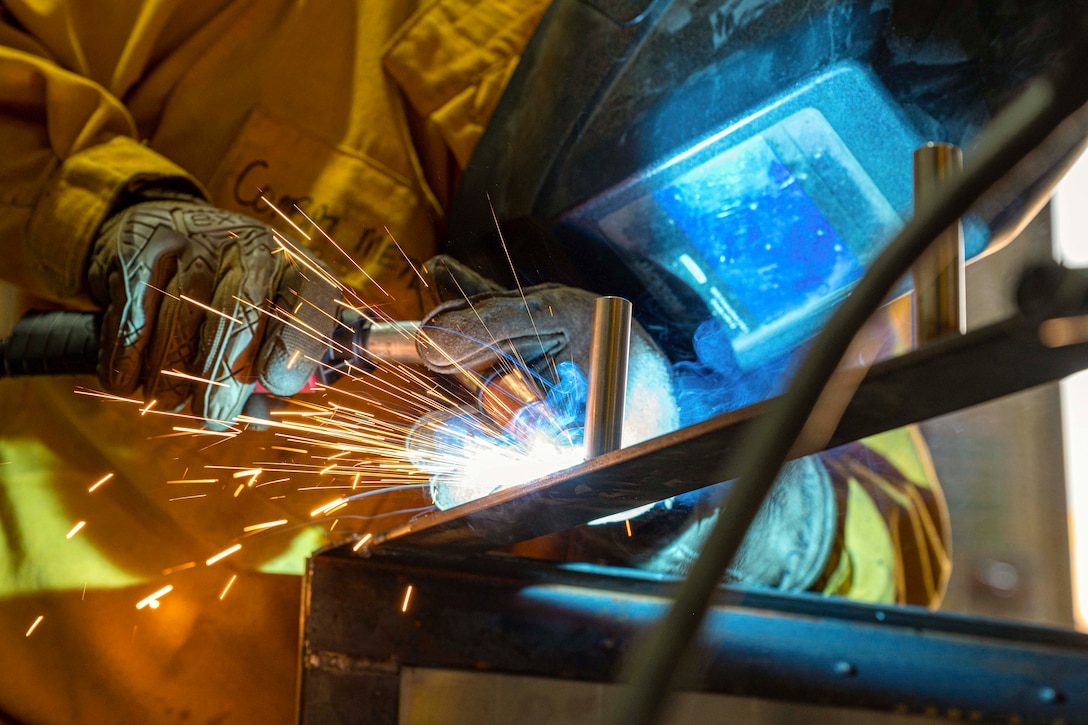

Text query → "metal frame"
[301,268,1088,724]
[301,548,1088,723]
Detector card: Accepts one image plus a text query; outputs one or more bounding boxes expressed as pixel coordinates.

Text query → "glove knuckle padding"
[419,284,585,374]
[258,262,340,396]
[90,204,200,394]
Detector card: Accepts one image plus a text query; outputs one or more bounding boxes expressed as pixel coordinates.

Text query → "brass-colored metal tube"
[584,296,632,459]
[366,321,424,364]
[913,142,966,343]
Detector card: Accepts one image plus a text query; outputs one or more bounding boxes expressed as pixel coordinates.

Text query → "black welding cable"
[605,39,1088,725]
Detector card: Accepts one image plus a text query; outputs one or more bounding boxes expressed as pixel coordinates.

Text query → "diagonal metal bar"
[370,314,1088,554]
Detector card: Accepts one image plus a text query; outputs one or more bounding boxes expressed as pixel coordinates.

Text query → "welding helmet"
[445,0,1087,420]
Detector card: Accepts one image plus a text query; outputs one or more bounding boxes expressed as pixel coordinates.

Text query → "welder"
[0,1,948,722]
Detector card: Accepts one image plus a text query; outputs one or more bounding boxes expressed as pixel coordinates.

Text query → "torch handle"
[0,310,101,378]
[0,310,425,381]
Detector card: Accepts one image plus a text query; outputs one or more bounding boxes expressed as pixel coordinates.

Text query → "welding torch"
[0,309,545,426]
[0,309,421,380]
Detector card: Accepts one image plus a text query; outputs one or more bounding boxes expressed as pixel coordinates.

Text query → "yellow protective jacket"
[0,1,948,723]
[0,2,549,723]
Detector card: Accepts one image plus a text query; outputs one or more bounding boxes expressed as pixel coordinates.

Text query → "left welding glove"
[87,194,341,427]
[417,255,679,445]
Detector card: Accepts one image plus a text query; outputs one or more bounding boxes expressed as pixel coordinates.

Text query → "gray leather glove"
[87,196,340,426]
[416,255,679,445]
[640,457,837,591]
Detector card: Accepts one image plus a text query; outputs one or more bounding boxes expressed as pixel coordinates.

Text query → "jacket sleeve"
[0,42,203,304]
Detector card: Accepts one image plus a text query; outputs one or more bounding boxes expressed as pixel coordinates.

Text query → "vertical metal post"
[584,296,632,459]
[913,142,967,344]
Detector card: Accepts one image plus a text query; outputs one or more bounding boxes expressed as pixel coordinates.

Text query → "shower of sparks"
[136,585,173,610]
[65,521,86,539]
[206,544,242,566]
[67,196,598,624]
[88,472,113,493]
[25,615,44,637]
[219,575,238,600]
[243,520,287,533]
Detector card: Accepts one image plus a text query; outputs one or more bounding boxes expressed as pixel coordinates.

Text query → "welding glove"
[417,255,679,445]
[632,457,837,591]
[87,194,340,427]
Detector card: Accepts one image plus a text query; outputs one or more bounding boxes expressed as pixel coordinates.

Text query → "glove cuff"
[25,135,207,303]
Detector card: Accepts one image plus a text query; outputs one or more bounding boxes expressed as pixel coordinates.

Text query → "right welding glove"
[416,255,680,446]
[87,194,341,427]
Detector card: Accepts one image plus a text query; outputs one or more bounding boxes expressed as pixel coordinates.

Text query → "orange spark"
[140,399,158,415]
[625,519,633,537]
[166,478,219,484]
[233,484,244,498]
[74,387,145,405]
[243,519,287,533]
[401,584,414,613]
[25,615,43,637]
[179,294,243,325]
[310,498,346,517]
[352,533,373,552]
[206,544,242,566]
[384,226,428,288]
[161,370,229,388]
[136,585,173,610]
[287,349,302,369]
[168,494,207,502]
[66,521,86,539]
[219,575,238,601]
[172,426,237,438]
[88,472,113,493]
[254,477,291,488]
[234,468,262,487]
[162,562,197,575]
